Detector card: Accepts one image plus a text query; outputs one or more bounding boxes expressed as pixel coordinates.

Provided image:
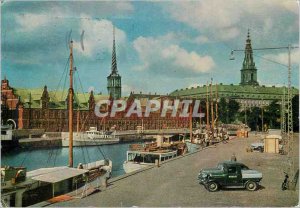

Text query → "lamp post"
[261,104,264,132]
[244,105,247,126]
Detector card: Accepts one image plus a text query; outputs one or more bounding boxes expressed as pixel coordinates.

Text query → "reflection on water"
[1,143,139,177]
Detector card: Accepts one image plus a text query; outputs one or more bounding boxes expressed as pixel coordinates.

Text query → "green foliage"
[264,101,281,129]
[218,98,227,123]
[228,99,240,123]
[217,98,240,124]
[249,107,262,130]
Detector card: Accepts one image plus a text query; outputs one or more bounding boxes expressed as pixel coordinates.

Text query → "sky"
[1,0,299,96]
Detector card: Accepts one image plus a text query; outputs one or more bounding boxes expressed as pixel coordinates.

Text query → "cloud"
[73,16,127,57]
[133,34,215,77]
[194,35,210,44]
[122,84,137,95]
[15,13,53,32]
[12,1,134,33]
[163,0,299,42]
[263,49,300,66]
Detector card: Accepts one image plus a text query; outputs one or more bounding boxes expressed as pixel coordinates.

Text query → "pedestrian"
[231,153,237,161]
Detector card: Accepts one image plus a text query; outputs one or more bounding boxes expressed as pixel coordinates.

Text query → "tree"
[243,107,261,131]
[227,99,240,123]
[218,98,227,123]
[264,101,281,129]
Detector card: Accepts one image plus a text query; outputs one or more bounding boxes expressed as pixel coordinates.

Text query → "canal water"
[1,143,140,177]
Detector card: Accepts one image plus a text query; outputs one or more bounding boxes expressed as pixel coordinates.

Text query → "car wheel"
[246,181,257,191]
[207,182,219,192]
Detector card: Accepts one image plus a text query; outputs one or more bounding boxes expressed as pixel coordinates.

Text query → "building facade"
[1,80,189,131]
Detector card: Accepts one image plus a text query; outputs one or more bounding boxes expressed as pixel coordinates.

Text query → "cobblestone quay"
[51,133,299,207]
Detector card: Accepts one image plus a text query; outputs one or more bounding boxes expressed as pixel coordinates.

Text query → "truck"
[198,161,262,192]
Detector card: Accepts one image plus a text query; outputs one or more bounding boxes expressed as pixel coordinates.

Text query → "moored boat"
[1,125,18,151]
[61,127,120,147]
[123,136,187,173]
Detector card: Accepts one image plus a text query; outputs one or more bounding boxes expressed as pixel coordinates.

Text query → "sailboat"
[1,39,112,207]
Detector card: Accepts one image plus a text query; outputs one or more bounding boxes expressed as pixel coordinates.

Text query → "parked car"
[198,161,262,192]
[250,142,264,152]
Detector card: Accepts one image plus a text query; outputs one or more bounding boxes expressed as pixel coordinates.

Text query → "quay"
[49,133,299,207]
[12,129,190,149]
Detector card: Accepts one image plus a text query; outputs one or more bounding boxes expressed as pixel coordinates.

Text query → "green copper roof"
[170,84,299,100]
[13,88,109,109]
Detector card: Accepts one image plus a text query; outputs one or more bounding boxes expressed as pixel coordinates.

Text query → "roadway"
[50,133,299,207]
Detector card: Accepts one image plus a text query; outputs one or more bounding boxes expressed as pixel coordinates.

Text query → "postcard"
[1,1,299,207]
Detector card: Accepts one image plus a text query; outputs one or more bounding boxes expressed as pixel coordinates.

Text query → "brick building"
[1,79,189,131]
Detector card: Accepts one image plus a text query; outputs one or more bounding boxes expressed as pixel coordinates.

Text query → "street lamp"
[261,104,264,132]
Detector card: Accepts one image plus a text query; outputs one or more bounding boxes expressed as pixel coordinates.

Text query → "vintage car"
[198,161,262,192]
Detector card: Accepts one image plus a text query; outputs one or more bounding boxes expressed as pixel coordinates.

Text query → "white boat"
[1,125,13,141]
[123,149,178,174]
[123,137,187,174]
[1,125,19,151]
[61,127,120,147]
[1,160,112,207]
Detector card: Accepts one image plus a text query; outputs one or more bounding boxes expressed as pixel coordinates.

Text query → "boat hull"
[123,161,152,173]
[61,138,119,147]
[61,132,119,147]
[1,159,113,207]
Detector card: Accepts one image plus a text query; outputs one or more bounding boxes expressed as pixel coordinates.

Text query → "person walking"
[231,153,237,161]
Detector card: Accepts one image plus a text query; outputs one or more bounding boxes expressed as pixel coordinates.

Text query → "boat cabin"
[126,150,177,164]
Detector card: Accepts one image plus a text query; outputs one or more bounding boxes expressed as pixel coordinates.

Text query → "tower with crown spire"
[107,26,122,99]
[240,30,259,86]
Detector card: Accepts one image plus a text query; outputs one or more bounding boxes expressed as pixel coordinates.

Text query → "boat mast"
[210,79,214,131]
[189,101,193,142]
[206,82,209,130]
[68,40,74,167]
[215,83,218,127]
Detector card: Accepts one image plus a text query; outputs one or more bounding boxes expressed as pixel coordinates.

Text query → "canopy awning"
[28,166,88,184]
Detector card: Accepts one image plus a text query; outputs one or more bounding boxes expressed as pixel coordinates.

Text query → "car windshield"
[217,163,224,170]
[241,165,249,170]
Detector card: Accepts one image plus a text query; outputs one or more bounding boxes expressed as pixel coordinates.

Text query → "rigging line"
[53,57,70,101]
[253,53,298,70]
[80,133,90,164]
[52,144,62,167]
[74,73,79,107]
[85,143,92,163]
[79,108,91,132]
[83,117,92,164]
[253,54,288,68]
[60,65,69,102]
[79,137,87,165]
[46,148,54,167]
[76,70,88,103]
[77,116,92,164]
[20,148,32,167]
[95,144,107,160]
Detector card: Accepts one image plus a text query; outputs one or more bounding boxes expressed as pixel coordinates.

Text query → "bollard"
[101,177,108,188]
[155,159,160,167]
